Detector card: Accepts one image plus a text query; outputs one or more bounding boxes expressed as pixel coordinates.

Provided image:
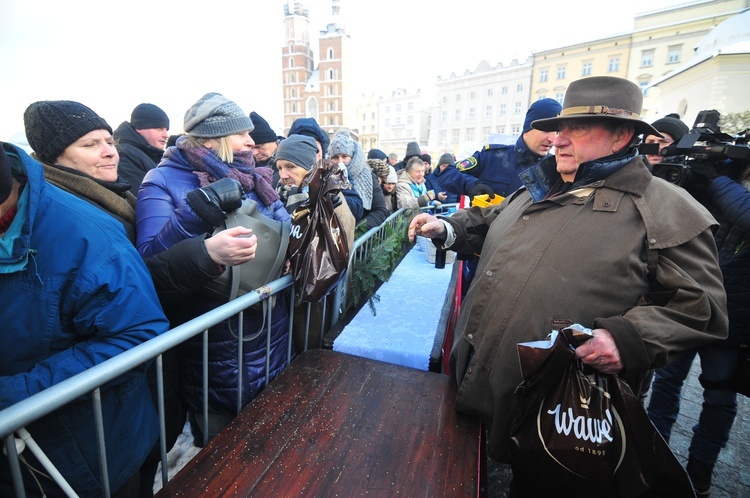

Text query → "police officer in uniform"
[440,98,561,199]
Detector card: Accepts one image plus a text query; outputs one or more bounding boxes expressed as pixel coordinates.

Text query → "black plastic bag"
[286,163,350,303]
[510,325,695,498]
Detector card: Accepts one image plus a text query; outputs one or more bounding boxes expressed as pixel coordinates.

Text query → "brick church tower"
[281,0,355,138]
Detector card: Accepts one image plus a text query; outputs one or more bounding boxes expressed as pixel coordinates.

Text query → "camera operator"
[646,119,750,496]
[642,113,689,166]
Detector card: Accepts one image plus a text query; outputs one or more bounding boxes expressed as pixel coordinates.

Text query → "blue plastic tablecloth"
[333,244,454,370]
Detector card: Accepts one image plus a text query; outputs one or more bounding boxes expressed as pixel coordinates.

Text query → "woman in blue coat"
[136,93,291,442]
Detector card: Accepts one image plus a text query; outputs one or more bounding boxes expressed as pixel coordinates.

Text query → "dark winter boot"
[687,456,714,497]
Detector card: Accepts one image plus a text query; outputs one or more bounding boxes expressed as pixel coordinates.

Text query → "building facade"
[427,59,533,159]
[281,0,356,139]
[377,88,431,159]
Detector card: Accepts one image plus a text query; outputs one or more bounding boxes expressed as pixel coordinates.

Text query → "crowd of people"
[1,74,747,497]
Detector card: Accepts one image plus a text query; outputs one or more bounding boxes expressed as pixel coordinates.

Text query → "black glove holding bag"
[187,177,244,227]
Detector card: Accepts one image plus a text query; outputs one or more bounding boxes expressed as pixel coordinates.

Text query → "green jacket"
[445,154,728,462]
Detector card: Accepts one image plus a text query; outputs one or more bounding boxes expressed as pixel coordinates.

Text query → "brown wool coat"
[445,157,728,462]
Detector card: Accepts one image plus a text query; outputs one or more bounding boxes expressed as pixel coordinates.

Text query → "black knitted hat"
[131,103,170,129]
[24,100,112,164]
[249,112,278,144]
[650,116,689,141]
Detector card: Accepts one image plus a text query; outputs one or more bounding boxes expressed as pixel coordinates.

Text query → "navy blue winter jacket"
[0,143,167,497]
[135,146,291,415]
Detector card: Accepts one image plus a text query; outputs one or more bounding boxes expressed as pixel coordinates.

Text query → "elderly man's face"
[553,120,632,182]
[251,141,278,162]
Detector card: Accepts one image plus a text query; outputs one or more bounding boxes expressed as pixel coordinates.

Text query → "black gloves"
[690,162,719,181]
[187,177,244,227]
[468,182,495,199]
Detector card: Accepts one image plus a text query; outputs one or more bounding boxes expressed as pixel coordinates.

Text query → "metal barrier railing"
[0,207,426,498]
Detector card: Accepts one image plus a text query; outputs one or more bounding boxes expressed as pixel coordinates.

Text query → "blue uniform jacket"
[136,146,291,415]
[439,135,547,198]
[0,143,167,496]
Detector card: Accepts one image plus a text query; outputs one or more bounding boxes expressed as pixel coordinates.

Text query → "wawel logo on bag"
[537,374,627,480]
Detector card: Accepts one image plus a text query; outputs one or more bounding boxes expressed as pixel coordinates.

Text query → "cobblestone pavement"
[487,357,750,497]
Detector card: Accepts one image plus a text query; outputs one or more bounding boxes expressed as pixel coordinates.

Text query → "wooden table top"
[157,349,483,497]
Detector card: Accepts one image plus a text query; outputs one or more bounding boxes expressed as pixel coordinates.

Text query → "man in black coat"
[114,103,170,196]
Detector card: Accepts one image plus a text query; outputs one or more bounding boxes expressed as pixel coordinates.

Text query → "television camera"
[641,110,750,189]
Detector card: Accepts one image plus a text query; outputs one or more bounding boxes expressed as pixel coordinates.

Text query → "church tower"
[282,1,353,138]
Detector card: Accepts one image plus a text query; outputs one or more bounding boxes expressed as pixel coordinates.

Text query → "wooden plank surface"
[157,349,482,497]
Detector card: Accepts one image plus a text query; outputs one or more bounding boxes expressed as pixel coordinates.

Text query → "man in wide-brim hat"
[407,76,727,495]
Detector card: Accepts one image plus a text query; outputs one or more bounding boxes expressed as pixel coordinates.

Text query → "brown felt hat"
[531,76,662,138]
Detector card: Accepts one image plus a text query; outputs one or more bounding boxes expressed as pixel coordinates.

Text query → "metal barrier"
[0,207,426,498]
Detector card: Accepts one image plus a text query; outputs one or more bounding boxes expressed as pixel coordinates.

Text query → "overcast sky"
[0,0,688,143]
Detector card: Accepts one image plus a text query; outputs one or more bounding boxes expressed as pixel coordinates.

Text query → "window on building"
[537,94,547,100]
[608,57,620,72]
[456,93,462,101]
[395,116,401,125]
[485,105,492,117]
[439,130,447,144]
[328,69,334,80]
[540,69,548,82]
[483,126,491,137]
[362,113,366,121]
[371,112,375,119]
[407,115,413,125]
[442,96,448,103]
[452,129,460,143]
[555,92,564,104]
[557,66,566,79]
[455,109,461,120]
[512,125,521,134]
[581,62,592,76]
[406,129,413,137]
[291,103,297,113]
[641,49,654,67]
[501,86,508,94]
[385,118,391,126]
[639,81,650,96]
[499,103,506,116]
[470,91,476,99]
[667,45,681,64]
[289,59,294,68]
[290,73,296,83]
[487,88,494,97]
[514,102,522,114]
[467,128,475,141]
[497,125,505,134]
[371,125,375,132]
[328,48,334,59]
[290,89,296,98]
[385,105,390,113]
[395,104,401,112]
[329,102,334,111]
[395,130,402,139]
[516,83,523,92]
[468,107,475,119]
[441,111,447,122]
[407,102,414,111]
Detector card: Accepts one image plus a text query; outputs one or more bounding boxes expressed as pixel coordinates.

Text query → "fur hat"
[24,100,112,164]
[386,166,398,184]
[532,76,662,138]
[131,103,170,129]
[367,158,390,181]
[288,117,330,156]
[367,148,388,160]
[183,92,253,138]
[404,141,421,158]
[0,144,13,204]
[522,98,562,134]
[437,153,455,167]
[249,111,278,144]
[650,116,689,141]
[276,135,318,171]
